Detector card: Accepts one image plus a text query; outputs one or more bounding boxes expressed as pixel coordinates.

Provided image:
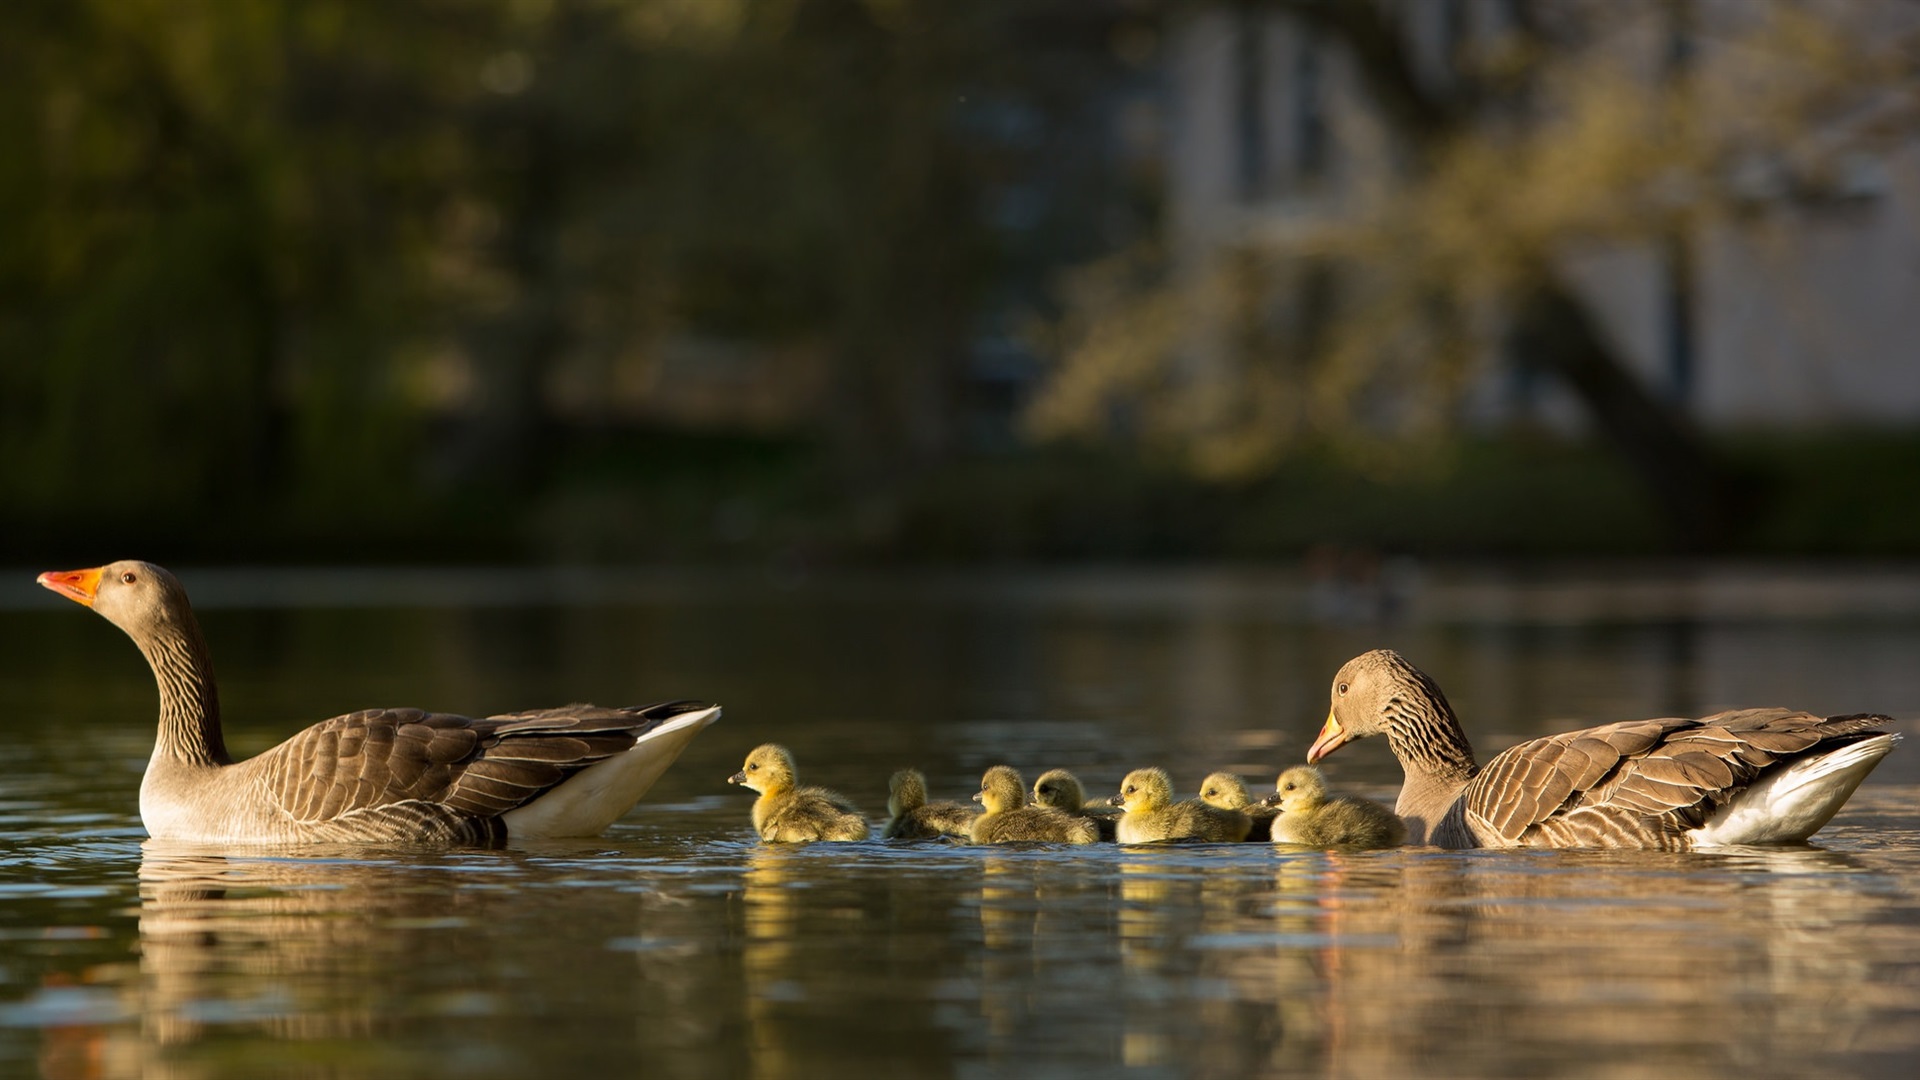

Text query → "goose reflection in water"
[128,841,736,1077]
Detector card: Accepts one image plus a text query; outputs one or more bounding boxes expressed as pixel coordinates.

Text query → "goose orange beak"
[37,567,104,608]
[1305,710,1349,764]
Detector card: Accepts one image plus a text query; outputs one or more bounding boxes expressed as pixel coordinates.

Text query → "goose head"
[1031,768,1086,812]
[974,765,1026,814]
[1109,767,1173,813]
[1199,771,1252,811]
[730,744,797,795]
[39,560,197,642]
[1310,648,1436,763]
[1262,765,1328,815]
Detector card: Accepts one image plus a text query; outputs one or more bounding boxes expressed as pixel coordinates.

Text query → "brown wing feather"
[1466,709,1893,847]
[256,701,713,831]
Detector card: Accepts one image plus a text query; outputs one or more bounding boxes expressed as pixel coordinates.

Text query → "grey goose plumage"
[38,561,720,844]
[1310,648,1897,849]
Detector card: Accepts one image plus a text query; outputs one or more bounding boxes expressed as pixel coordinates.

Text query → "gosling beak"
[972,792,984,804]
[1306,710,1350,764]
[37,567,104,608]
[727,771,747,786]
[1107,793,1126,808]
[1260,791,1284,809]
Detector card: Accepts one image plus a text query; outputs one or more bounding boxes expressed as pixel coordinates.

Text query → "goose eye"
[120,571,137,584]
[1337,682,1348,695]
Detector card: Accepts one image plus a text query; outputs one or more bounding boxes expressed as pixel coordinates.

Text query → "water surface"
[1,565,1917,1078]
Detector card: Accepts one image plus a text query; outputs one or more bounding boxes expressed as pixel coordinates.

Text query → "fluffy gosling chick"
[882,768,976,840]
[970,765,1099,845]
[1032,768,1120,841]
[1110,767,1251,844]
[729,744,869,842]
[1263,765,1405,849]
[1198,771,1278,841]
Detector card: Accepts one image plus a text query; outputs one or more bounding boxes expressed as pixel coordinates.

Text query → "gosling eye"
[1337,682,1349,695]
[120,571,138,585]
[748,763,759,771]
[1283,782,1295,791]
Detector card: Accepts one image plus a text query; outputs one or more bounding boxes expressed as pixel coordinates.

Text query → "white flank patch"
[503,705,722,839]
[1690,733,1897,847]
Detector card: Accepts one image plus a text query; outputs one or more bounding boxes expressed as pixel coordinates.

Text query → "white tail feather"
[503,705,721,839]
[1691,733,1897,847]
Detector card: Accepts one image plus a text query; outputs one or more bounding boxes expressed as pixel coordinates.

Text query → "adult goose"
[1310,649,1898,850]
[38,560,720,845]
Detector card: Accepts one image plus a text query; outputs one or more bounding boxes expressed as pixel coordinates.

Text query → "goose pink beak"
[37,567,104,608]
[1305,711,1349,764]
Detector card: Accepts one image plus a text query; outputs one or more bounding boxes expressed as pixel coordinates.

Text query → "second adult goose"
[38,561,720,845]
[1310,649,1898,849]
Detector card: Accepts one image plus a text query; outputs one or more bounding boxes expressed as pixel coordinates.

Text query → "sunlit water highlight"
[1,565,1917,1078]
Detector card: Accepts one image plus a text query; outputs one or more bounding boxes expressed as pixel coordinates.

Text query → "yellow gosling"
[1110,767,1250,843]
[1031,768,1120,841]
[970,766,1099,845]
[728,744,869,842]
[1264,765,1405,849]
[1198,771,1278,841]
[882,768,976,840]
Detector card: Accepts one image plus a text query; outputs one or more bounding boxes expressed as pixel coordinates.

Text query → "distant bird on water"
[37,560,720,845]
[1310,648,1899,849]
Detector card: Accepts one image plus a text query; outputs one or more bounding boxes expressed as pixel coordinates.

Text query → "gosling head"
[729,744,797,794]
[1199,771,1252,811]
[1032,768,1086,812]
[974,765,1027,814]
[888,768,928,816]
[1262,765,1328,815]
[1109,767,1174,813]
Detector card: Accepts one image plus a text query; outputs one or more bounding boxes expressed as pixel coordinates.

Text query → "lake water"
[1,564,1917,1079]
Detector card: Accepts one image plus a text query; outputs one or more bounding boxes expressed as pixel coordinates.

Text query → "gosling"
[1198,771,1278,842]
[970,766,1100,845]
[1031,768,1120,841]
[882,768,976,840]
[1263,765,1405,849]
[729,744,870,842]
[1110,767,1251,844]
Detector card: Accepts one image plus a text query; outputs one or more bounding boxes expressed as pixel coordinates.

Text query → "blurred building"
[1162,0,1920,431]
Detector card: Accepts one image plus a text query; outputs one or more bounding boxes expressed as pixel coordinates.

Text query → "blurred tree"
[1026,0,1920,551]
[0,0,1141,558]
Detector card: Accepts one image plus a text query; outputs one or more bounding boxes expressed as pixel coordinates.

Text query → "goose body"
[730,744,869,842]
[1110,767,1251,844]
[1031,768,1121,841]
[971,766,1100,845]
[1263,766,1404,849]
[1311,649,1898,850]
[1197,771,1279,841]
[882,769,976,840]
[38,561,719,845]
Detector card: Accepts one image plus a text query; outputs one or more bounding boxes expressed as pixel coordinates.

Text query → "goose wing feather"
[1465,709,1893,846]
[257,701,711,829]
